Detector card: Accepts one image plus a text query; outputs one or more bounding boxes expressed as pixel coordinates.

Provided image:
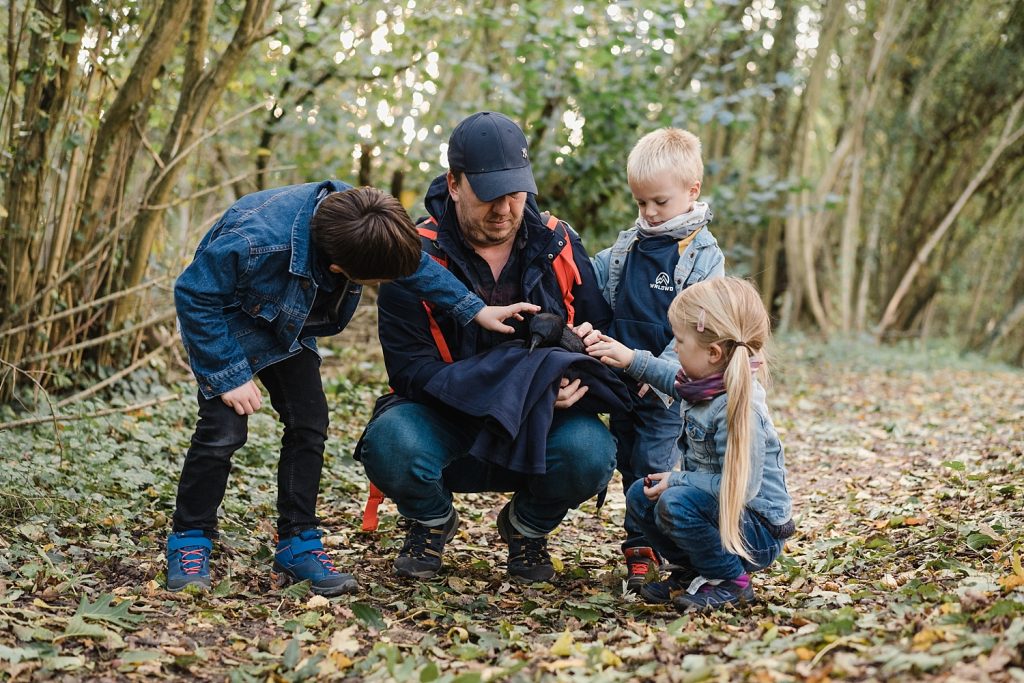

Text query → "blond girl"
[584,277,794,611]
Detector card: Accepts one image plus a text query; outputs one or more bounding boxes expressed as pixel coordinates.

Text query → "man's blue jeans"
[360,402,616,537]
[625,479,782,579]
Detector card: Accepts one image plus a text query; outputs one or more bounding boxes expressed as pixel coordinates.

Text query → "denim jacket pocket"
[242,297,281,324]
[684,416,716,465]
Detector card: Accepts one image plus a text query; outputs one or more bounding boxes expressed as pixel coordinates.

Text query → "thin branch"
[54,337,179,408]
[0,358,64,461]
[0,276,171,338]
[141,165,297,211]
[21,310,175,364]
[0,392,180,432]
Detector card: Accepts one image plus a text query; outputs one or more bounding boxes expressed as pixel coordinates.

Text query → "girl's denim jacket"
[624,351,793,525]
[591,217,725,407]
[174,181,484,399]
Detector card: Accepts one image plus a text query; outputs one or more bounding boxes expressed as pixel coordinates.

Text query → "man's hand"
[554,376,588,409]
[586,333,635,369]
[642,472,671,501]
[474,302,541,333]
[221,380,262,415]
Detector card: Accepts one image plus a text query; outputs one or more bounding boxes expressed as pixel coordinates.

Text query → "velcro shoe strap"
[168,535,212,552]
[281,535,324,556]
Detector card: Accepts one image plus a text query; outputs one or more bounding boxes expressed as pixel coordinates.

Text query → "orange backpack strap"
[362,482,387,532]
[545,214,583,326]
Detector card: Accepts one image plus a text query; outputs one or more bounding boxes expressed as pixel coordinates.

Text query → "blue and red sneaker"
[272,529,358,596]
[166,530,212,592]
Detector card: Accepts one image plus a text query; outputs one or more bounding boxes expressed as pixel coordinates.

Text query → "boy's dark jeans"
[172,348,329,539]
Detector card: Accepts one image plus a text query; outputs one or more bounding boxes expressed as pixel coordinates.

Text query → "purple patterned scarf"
[674,360,762,403]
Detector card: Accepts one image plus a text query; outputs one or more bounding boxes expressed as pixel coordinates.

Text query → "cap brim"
[465,165,538,202]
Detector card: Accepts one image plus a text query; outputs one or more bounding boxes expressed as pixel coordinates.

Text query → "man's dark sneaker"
[638,567,699,604]
[273,529,358,596]
[672,574,755,612]
[166,530,212,592]
[496,504,555,582]
[393,511,460,579]
[623,546,661,592]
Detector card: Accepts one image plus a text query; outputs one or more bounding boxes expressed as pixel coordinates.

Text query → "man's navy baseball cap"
[447,111,538,201]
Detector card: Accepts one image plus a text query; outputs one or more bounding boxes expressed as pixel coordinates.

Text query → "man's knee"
[548,412,616,488]
[360,407,421,467]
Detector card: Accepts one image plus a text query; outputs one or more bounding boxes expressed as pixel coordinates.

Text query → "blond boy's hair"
[668,277,771,563]
[626,128,704,188]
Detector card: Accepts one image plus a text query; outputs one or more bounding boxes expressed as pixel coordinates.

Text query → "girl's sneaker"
[638,568,698,604]
[672,574,755,612]
[623,546,661,591]
[166,530,212,592]
[273,529,358,596]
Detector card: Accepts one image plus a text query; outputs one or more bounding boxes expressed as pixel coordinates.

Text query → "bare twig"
[0,392,181,431]
[0,276,171,338]
[54,335,178,408]
[0,358,64,461]
[21,310,174,364]
[141,165,297,211]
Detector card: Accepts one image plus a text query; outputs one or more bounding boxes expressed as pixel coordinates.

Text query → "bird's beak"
[528,333,543,354]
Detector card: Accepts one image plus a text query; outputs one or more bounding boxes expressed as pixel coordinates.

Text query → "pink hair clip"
[697,308,706,332]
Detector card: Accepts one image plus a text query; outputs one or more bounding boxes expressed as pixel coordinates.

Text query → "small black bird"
[509,312,586,354]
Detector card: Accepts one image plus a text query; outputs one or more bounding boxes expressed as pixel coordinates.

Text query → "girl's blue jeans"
[625,479,783,579]
[359,402,616,536]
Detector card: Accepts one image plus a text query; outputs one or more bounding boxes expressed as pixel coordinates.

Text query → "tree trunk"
[876,96,1024,339]
[780,0,844,331]
[0,0,86,397]
[110,0,275,328]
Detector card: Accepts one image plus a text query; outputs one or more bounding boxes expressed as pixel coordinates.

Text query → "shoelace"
[629,562,650,576]
[178,548,207,575]
[511,533,550,567]
[399,523,434,558]
[310,549,339,575]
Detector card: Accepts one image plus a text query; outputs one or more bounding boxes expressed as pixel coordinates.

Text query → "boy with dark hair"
[168,183,535,595]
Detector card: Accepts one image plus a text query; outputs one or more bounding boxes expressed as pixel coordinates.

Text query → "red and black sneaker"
[623,546,661,592]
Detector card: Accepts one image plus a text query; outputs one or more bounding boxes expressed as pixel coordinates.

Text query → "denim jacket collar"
[290,182,336,286]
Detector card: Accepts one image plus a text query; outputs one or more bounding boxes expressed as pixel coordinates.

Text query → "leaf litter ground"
[1,335,1022,681]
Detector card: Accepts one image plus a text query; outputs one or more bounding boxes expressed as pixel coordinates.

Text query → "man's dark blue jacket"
[375,174,613,412]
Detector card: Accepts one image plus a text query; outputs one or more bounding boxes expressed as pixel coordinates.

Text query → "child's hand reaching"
[642,472,671,501]
[474,302,541,333]
[586,332,635,369]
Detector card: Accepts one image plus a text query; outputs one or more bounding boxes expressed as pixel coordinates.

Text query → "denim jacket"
[175,181,484,399]
[591,216,724,409]
[624,351,793,525]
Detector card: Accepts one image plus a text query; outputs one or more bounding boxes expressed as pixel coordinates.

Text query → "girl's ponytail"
[720,342,754,562]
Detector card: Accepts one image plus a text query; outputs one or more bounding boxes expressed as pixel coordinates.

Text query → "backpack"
[360,212,582,531]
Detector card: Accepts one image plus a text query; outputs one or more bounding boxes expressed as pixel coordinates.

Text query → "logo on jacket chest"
[650,271,674,292]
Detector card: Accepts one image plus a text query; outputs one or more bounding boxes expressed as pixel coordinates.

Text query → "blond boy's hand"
[221,380,262,415]
[474,302,541,333]
[586,333,635,369]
